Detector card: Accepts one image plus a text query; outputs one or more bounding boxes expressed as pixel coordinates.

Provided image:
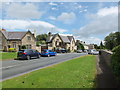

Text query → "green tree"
[77,43,85,51]
[36,34,48,45]
[36,34,48,41]
[94,44,100,49]
[104,32,120,50]
[100,41,104,49]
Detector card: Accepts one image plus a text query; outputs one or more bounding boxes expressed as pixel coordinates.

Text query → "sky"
[0,1,118,45]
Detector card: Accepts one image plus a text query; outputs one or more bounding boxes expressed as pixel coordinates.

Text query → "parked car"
[17,49,40,60]
[41,49,57,57]
[88,49,99,55]
[76,49,83,53]
[56,48,67,53]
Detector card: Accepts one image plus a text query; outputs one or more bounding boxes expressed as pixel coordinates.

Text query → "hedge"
[111,45,120,80]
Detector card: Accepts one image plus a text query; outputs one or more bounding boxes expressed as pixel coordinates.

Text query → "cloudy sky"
[0,1,118,45]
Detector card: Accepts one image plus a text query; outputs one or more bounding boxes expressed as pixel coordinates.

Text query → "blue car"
[41,49,57,57]
[17,49,41,60]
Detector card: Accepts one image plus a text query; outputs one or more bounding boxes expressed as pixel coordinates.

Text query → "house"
[76,40,94,50]
[46,32,76,52]
[0,29,36,51]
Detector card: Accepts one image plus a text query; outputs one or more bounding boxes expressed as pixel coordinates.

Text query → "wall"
[22,32,36,49]
[100,50,113,66]
[0,31,2,50]
[36,46,41,53]
[8,40,22,51]
[1,32,7,51]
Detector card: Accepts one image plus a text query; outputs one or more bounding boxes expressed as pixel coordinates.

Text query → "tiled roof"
[46,33,74,43]
[1,31,27,40]
[67,36,73,42]
[59,35,70,43]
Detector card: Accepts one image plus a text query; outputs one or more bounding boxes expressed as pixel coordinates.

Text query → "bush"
[111,45,120,80]
[8,48,15,52]
[21,45,26,49]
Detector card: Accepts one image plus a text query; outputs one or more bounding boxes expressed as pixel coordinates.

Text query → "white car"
[88,49,99,55]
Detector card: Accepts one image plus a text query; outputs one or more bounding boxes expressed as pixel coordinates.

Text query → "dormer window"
[27,36,31,40]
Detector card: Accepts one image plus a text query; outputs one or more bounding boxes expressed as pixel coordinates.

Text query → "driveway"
[1,53,87,81]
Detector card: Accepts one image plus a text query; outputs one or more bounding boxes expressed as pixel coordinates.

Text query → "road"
[1,53,87,81]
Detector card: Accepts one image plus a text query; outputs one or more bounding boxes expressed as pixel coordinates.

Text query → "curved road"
[1,53,87,81]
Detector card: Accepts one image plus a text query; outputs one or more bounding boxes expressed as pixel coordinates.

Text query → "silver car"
[88,49,99,55]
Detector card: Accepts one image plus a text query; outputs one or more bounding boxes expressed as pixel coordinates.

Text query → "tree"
[94,44,100,49]
[36,34,48,41]
[36,34,48,45]
[100,41,104,49]
[77,43,85,51]
[104,32,120,50]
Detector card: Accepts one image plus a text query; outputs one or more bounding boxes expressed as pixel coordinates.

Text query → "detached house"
[76,40,94,50]
[0,29,36,51]
[46,32,76,52]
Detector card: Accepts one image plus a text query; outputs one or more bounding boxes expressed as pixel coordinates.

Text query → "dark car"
[17,49,40,60]
[41,49,57,57]
[56,48,67,53]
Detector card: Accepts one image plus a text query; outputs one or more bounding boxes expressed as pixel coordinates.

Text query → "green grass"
[2,55,96,88]
[0,52,17,60]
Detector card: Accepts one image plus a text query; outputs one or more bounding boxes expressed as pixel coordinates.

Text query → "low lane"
[1,53,87,81]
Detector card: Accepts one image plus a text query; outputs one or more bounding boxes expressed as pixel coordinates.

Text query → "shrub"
[21,45,26,49]
[8,48,15,52]
[111,45,120,80]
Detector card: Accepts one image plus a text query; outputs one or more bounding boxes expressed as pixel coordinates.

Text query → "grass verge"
[2,55,96,88]
[0,52,17,60]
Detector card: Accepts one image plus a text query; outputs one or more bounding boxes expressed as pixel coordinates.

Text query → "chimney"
[48,32,52,36]
[1,28,6,31]
[34,29,36,38]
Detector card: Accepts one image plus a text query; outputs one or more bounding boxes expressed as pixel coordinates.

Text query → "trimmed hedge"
[111,45,120,80]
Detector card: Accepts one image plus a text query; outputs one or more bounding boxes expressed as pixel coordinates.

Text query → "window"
[59,42,62,46]
[27,36,31,40]
[12,42,16,48]
[55,39,59,46]
[26,44,32,49]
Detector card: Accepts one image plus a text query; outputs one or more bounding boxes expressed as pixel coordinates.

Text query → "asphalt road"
[1,53,87,81]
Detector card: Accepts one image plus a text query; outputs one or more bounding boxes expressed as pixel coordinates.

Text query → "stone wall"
[22,32,36,49]
[100,50,113,66]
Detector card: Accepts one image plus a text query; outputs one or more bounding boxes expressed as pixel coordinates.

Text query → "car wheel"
[48,54,50,57]
[27,55,30,60]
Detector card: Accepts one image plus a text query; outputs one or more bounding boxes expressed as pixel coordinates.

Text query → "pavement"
[1,53,87,81]
[96,55,119,88]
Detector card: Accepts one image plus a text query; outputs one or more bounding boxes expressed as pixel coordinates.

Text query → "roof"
[59,35,70,43]
[46,33,74,43]
[67,36,74,42]
[1,30,30,40]
[46,34,56,42]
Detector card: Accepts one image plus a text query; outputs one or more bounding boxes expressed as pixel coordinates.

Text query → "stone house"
[0,29,36,51]
[46,32,76,52]
[76,40,94,50]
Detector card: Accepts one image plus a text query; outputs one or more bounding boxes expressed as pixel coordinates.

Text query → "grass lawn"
[2,55,96,88]
[0,52,17,60]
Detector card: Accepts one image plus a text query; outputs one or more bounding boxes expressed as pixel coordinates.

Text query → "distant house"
[0,29,36,51]
[46,32,76,52]
[76,40,94,50]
